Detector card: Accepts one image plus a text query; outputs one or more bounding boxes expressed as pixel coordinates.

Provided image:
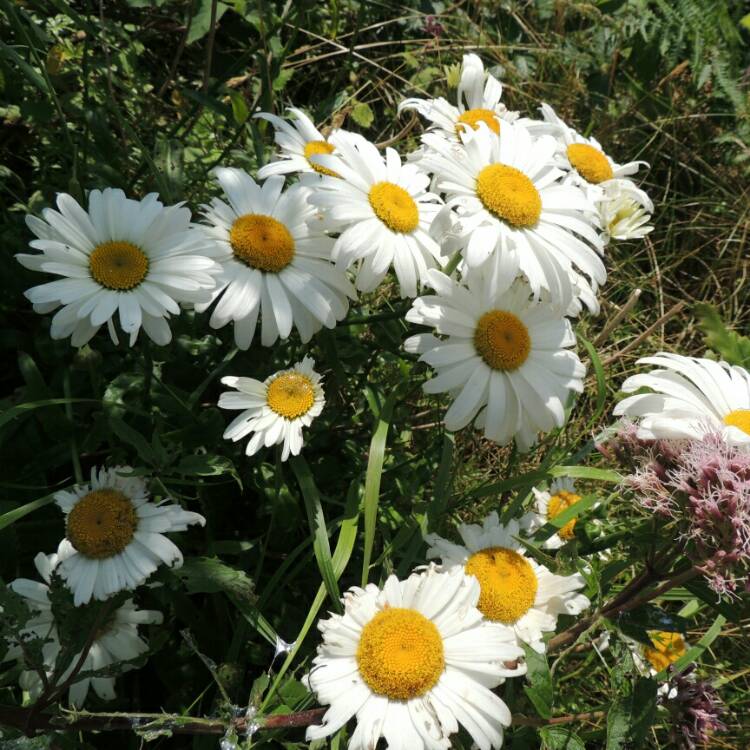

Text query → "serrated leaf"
[695,302,750,367]
[540,727,586,750]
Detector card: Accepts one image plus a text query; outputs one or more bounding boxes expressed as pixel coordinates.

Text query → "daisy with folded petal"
[54,466,205,606]
[306,130,445,298]
[305,565,525,750]
[6,552,162,707]
[16,189,221,347]
[254,107,341,180]
[529,478,584,549]
[419,121,604,305]
[219,356,324,461]
[426,514,590,653]
[405,257,586,451]
[400,53,518,142]
[613,353,750,447]
[597,180,654,242]
[197,168,355,349]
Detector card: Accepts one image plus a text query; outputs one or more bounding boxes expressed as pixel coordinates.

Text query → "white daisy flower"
[404,258,586,451]
[196,168,355,349]
[628,630,690,696]
[613,353,750,446]
[306,130,445,298]
[426,514,590,653]
[305,565,525,750]
[597,180,654,242]
[529,478,584,549]
[419,121,604,306]
[254,107,342,180]
[219,356,324,461]
[6,552,162,707]
[16,189,221,347]
[399,53,518,142]
[54,466,205,606]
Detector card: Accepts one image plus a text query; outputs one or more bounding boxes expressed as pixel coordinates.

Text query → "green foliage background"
[1,1,749,748]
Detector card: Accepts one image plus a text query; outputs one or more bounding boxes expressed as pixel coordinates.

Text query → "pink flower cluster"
[601,426,750,595]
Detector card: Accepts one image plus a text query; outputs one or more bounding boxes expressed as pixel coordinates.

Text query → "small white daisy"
[528,478,586,549]
[597,180,654,242]
[399,53,518,142]
[6,552,163,707]
[629,630,690,695]
[426,514,590,653]
[196,168,355,348]
[405,257,586,451]
[306,130,445,298]
[54,466,205,606]
[219,356,324,461]
[254,107,342,180]
[613,353,750,446]
[419,121,604,306]
[305,565,525,750]
[16,189,221,347]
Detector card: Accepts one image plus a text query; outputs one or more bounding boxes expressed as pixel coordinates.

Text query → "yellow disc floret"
[643,631,687,673]
[476,163,542,228]
[66,489,138,559]
[368,181,419,234]
[566,143,614,184]
[229,214,295,272]
[724,409,750,436]
[547,490,582,540]
[474,310,531,371]
[266,372,315,420]
[465,546,538,624]
[357,607,445,700]
[89,241,149,290]
[456,108,500,135]
[303,140,339,177]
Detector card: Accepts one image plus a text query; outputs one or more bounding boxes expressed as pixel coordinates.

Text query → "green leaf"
[290,455,341,611]
[0,398,97,431]
[659,613,726,678]
[229,91,249,124]
[531,493,599,544]
[426,433,454,533]
[361,392,396,586]
[606,676,657,749]
[683,578,747,621]
[579,334,607,428]
[695,302,750,367]
[540,727,586,750]
[109,416,156,464]
[187,0,230,45]
[523,644,553,719]
[350,101,374,129]
[0,492,56,531]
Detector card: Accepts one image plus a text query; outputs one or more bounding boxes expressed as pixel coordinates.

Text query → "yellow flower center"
[724,409,750,436]
[566,143,614,184]
[229,214,295,273]
[456,108,500,135]
[643,631,687,673]
[475,163,542,228]
[465,546,538,624]
[547,490,582,541]
[474,310,531,371]
[356,607,445,701]
[266,372,315,420]
[368,181,419,234]
[88,241,149,290]
[303,140,339,177]
[66,489,138,559]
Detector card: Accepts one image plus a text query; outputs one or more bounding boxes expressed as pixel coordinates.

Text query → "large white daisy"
[404,258,586,451]
[306,130,445,298]
[613,353,750,447]
[196,168,355,348]
[305,565,525,750]
[426,514,590,653]
[219,355,324,461]
[254,107,341,180]
[54,466,205,606]
[16,189,221,347]
[6,552,162,707]
[399,53,518,142]
[419,121,604,306]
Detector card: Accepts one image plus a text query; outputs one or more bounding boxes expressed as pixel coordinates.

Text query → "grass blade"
[0,492,56,531]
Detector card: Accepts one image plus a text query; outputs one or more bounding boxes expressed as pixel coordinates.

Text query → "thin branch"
[202,0,219,93]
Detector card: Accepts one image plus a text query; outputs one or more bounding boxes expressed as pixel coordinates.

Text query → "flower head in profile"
[405,256,586,451]
[254,107,342,180]
[418,121,604,307]
[16,189,221,347]
[400,53,517,142]
[54,466,205,606]
[6,552,162,707]
[197,168,355,349]
[426,513,590,652]
[306,565,525,750]
[306,131,445,298]
[219,356,324,461]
